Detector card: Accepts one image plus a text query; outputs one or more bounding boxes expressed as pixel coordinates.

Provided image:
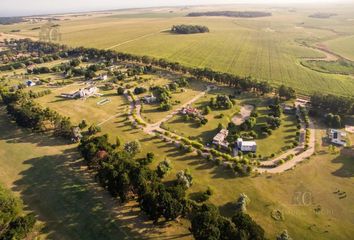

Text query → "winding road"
[124,90,316,174]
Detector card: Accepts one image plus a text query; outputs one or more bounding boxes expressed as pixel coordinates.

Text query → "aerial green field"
[325,35,354,61]
[1,5,354,96]
[301,59,354,75]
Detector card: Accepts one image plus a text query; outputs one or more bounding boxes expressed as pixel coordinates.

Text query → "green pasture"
[325,35,354,61]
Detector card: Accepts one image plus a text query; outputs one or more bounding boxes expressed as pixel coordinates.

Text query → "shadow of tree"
[12,148,135,240]
[331,147,354,178]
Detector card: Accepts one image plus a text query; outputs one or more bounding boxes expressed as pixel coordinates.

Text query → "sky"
[0,0,352,17]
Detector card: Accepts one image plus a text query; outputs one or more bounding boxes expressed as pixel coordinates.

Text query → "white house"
[237,138,257,152]
[328,129,347,146]
[212,129,229,149]
[99,74,108,81]
[142,94,157,104]
[61,86,99,99]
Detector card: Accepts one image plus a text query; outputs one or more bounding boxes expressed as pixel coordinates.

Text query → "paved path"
[124,91,317,174]
[257,100,316,173]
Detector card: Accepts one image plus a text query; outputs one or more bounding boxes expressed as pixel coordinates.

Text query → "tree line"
[6,39,281,97]
[171,25,209,34]
[310,92,354,128]
[79,134,266,240]
[0,90,73,139]
[187,11,272,18]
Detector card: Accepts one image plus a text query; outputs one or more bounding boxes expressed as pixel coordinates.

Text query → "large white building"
[61,86,99,99]
[237,138,257,152]
[328,129,347,146]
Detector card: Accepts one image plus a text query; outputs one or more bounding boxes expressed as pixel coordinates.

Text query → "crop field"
[1,5,354,96]
[325,35,354,61]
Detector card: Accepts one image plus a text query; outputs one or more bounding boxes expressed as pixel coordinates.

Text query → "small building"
[237,138,257,152]
[328,129,347,146]
[98,74,108,81]
[25,80,36,87]
[142,94,157,104]
[212,129,229,149]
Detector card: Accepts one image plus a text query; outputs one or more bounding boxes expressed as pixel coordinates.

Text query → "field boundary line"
[105,28,170,50]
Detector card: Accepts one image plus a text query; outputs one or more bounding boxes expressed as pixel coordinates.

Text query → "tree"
[156,159,172,178]
[190,204,221,240]
[115,136,121,148]
[235,193,250,213]
[117,87,125,95]
[79,119,87,129]
[124,140,141,156]
[278,85,296,100]
[88,124,101,135]
[176,169,193,188]
[231,212,265,240]
[203,106,211,115]
[325,113,341,128]
[160,102,172,111]
[267,116,281,130]
[241,117,256,131]
[70,58,81,67]
[134,87,147,95]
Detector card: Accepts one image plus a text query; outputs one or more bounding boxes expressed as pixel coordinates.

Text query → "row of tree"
[310,92,354,128]
[1,90,73,139]
[187,11,272,18]
[6,39,280,98]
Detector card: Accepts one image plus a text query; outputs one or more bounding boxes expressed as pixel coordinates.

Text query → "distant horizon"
[0,0,353,18]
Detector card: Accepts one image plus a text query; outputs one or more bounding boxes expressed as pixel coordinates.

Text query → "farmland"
[1,5,354,96]
[325,35,354,61]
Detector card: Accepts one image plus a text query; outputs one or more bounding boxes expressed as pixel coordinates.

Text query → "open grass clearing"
[141,78,206,123]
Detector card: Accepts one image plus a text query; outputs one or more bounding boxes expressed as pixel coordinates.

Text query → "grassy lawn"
[164,87,298,158]
[0,110,134,240]
[163,87,241,143]
[35,85,128,125]
[325,35,354,61]
[141,78,206,123]
[160,127,354,240]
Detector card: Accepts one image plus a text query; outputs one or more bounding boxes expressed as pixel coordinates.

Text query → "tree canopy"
[171,25,209,34]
